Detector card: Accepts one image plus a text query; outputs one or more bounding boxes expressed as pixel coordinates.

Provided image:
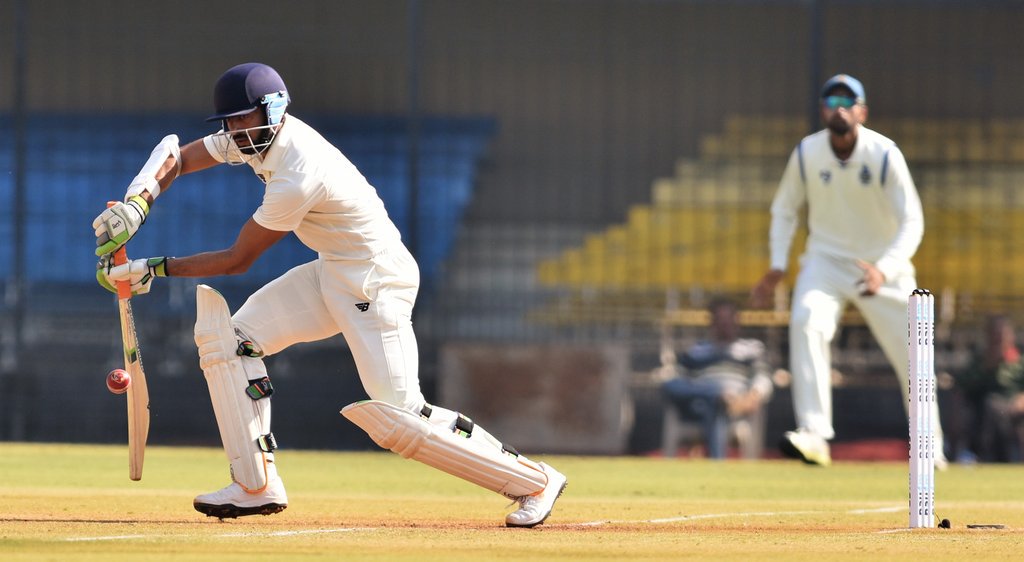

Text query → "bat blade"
[119,297,150,481]
[108,201,150,482]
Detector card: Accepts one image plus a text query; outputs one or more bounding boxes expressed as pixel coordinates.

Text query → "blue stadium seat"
[0,113,495,298]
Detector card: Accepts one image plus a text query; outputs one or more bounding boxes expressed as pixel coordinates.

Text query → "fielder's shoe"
[505,462,568,528]
[779,429,832,467]
[194,463,288,519]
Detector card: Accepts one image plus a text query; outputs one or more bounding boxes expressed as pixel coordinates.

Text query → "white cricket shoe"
[194,463,288,519]
[505,462,568,528]
[779,428,832,467]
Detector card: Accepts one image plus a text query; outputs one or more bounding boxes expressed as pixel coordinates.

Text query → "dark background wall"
[1,0,1019,452]
[9,1,1020,225]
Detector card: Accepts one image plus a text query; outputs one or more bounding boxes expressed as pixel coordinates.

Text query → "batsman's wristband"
[126,194,150,221]
[147,256,169,278]
[136,256,170,287]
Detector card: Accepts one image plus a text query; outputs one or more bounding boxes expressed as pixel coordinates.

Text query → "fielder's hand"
[751,269,785,308]
[96,255,169,296]
[854,259,884,296]
[93,195,150,256]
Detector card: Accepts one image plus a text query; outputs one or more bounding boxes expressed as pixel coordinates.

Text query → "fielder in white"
[94,62,567,526]
[751,74,945,467]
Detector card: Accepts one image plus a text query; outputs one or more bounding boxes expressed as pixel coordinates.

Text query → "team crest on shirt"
[859,165,872,185]
[819,170,832,184]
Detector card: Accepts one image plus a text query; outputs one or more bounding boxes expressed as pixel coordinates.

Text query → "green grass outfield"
[1,443,1022,561]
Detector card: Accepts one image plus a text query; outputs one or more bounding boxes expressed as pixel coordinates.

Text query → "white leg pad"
[341,400,547,499]
[195,284,273,494]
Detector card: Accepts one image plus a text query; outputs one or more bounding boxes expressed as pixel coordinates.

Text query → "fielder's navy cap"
[206,63,288,122]
[820,74,866,104]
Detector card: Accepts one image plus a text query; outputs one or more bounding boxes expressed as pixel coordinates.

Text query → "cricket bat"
[109,202,150,481]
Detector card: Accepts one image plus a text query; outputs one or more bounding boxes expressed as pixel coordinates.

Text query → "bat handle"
[107,200,131,300]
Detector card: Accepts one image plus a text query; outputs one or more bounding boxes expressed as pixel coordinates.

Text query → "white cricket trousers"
[789,253,943,444]
[232,246,424,412]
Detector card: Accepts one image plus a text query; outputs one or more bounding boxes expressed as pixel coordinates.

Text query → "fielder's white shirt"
[204,116,404,260]
[769,126,924,280]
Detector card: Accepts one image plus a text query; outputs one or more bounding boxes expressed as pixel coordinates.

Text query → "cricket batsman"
[94,62,567,526]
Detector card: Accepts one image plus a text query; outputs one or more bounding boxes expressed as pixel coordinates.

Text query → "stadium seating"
[0,113,495,298]
[536,114,1024,325]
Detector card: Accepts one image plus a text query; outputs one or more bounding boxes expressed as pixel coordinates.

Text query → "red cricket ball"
[106,368,131,395]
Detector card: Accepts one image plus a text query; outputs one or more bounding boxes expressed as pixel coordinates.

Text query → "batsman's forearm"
[152,139,220,200]
[166,250,254,278]
[154,156,180,194]
[164,219,287,278]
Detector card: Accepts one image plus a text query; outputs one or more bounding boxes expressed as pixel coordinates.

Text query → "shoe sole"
[505,480,568,529]
[778,436,830,467]
[194,502,288,519]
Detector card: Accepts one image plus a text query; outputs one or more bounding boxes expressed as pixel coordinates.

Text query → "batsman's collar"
[821,74,866,104]
[254,116,290,174]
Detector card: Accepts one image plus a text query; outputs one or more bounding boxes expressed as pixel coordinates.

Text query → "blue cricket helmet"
[206,62,290,125]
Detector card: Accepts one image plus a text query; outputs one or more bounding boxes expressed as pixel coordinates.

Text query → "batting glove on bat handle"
[93,195,150,257]
[96,255,169,297]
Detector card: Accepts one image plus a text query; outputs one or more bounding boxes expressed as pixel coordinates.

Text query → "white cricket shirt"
[204,116,404,260]
[769,126,924,280]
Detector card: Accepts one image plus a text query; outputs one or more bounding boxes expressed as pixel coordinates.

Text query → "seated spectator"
[660,298,773,459]
[953,315,1024,462]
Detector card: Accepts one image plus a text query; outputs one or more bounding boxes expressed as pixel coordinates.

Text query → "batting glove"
[93,195,150,256]
[96,255,169,297]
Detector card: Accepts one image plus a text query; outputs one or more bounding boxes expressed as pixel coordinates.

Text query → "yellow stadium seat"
[537,114,1024,325]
